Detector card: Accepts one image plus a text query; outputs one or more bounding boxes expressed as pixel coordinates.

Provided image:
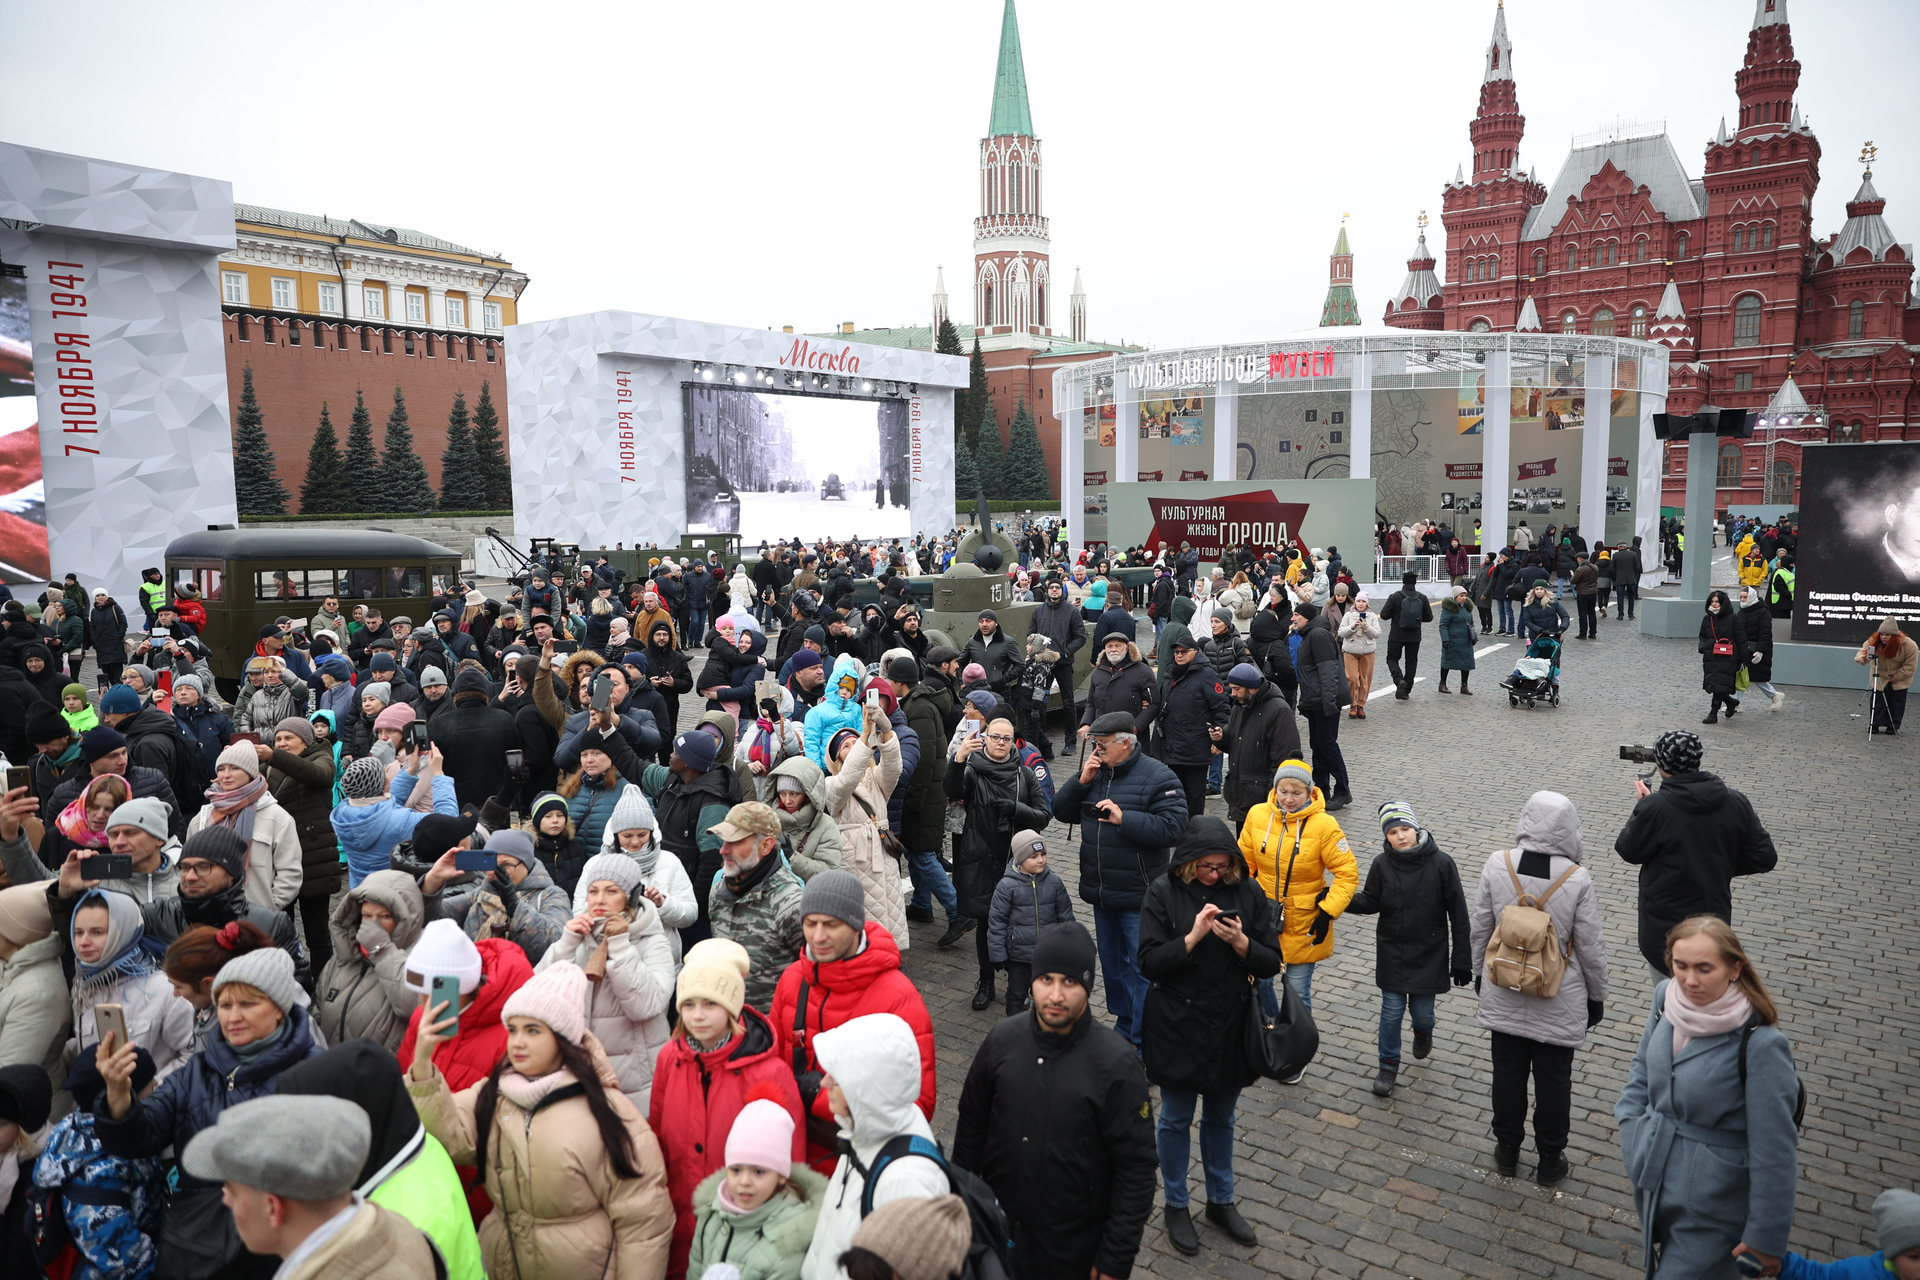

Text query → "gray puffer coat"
[986,863,1075,965]
[1468,791,1609,1049]
[314,870,424,1052]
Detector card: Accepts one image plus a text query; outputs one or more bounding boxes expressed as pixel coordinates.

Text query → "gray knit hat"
[1877,1188,1920,1260]
[212,946,299,1013]
[1273,761,1314,792]
[1378,801,1419,834]
[419,665,449,690]
[182,1094,369,1199]
[798,868,866,930]
[851,1195,972,1280]
[181,826,250,884]
[106,796,170,843]
[342,756,390,801]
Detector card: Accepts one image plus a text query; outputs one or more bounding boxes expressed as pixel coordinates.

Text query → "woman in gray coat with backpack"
[1615,916,1799,1279]
[1468,790,1610,1187]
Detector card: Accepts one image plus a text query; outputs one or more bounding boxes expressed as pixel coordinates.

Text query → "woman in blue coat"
[1615,916,1800,1279]
[1437,585,1478,694]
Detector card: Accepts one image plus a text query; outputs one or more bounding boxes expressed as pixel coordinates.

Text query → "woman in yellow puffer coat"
[1237,759,1358,1075]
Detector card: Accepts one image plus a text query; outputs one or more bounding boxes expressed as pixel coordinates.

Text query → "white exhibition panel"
[506,311,964,549]
[0,140,238,593]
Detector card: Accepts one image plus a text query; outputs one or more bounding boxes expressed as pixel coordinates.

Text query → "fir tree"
[1005,397,1052,503]
[438,391,486,510]
[954,425,983,504]
[341,389,381,506]
[375,385,436,512]
[231,366,290,516]
[973,392,1006,499]
[299,402,346,515]
[934,317,964,358]
[963,335,990,455]
[469,381,511,510]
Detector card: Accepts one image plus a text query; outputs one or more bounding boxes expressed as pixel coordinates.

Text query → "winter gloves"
[1451,968,1472,988]
[1309,909,1333,946]
[1586,1000,1605,1028]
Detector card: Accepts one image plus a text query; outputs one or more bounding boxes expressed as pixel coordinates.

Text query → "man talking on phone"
[1049,712,1188,1049]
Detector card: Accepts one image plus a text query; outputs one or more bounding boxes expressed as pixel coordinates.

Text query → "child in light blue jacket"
[1779,1187,1920,1279]
[329,750,457,886]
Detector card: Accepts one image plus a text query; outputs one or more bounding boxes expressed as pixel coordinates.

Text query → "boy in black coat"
[1343,800,1471,1097]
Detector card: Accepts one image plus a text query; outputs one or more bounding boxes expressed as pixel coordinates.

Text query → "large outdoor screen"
[0,272,49,583]
[683,386,910,544]
[1792,441,1920,644]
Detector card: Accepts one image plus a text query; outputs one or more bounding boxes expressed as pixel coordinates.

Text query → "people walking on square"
[1337,592,1380,717]
[1290,604,1351,809]
[1735,583,1787,713]
[1377,571,1431,699]
[1699,591,1747,724]
[1436,586,1478,695]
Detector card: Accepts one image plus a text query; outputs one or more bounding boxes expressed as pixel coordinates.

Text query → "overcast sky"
[6,1,1915,350]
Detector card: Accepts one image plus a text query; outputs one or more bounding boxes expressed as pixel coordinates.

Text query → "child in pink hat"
[685,1099,826,1280]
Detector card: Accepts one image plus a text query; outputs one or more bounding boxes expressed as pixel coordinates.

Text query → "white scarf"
[1664,981,1753,1056]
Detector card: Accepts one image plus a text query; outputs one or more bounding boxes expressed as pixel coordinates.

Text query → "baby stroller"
[1502,633,1562,708]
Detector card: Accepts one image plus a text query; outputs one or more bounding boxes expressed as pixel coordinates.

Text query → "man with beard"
[705,801,805,1013]
[641,620,693,765]
[953,921,1156,1280]
[886,603,930,663]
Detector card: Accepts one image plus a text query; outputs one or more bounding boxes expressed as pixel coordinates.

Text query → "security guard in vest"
[137,567,168,629]
[1769,557,1795,618]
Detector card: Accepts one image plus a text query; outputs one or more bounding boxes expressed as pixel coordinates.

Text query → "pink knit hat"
[373,703,415,733]
[724,1098,794,1176]
[500,961,589,1045]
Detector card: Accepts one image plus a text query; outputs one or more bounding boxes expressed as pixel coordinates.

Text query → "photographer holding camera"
[1614,730,1778,976]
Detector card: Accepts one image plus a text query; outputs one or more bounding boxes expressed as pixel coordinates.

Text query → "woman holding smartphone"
[943,711,1050,1011]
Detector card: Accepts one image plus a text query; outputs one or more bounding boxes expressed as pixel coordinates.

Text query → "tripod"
[1864,652,1886,742]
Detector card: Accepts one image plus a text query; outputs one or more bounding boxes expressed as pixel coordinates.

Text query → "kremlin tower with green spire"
[1319,220,1361,326]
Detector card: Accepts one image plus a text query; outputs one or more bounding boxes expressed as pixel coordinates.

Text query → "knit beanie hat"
[215,741,262,780]
[601,786,658,848]
[368,653,397,674]
[405,918,484,996]
[273,717,316,748]
[182,825,251,883]
[79,725,128,763]
[1875,1188,1920,1260]
[126,664,159,689]
[1029,920,1097,989]
[1378,801,1419,834]
[373,703,415,734]
[24,699,68,743]
[671,729,719,773]
[99,685,141,716]
[789,649,822,673]
[851,1195,972,1280]
[212,945,299,1014]
[677,938,750,1018]
[500,961,589,1045]
[963,690,997,715]
[106,796,170,842]
[1226,662,1264,688]
[419,666,448,689]
[360,681,393,706]
[487,829,538,871]
[577,852,643,902]
[1652,729,1704,775]
[723,1098,794,1177]
[798,868,866,931]
[529,792,570,831]
[0,883,54,946]
[961,663,986,684]
[0,1064,54,1134]
[342,756,391,801]
[1272,759,1314,791]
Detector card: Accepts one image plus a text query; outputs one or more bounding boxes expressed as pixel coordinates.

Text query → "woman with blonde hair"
[1616,916,1799,1278]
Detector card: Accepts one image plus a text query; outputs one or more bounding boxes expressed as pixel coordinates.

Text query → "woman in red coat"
[649,939,805,1280]
[393,929,533,1223]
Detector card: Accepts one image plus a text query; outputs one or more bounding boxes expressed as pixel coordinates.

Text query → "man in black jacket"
[1609,537,1644,620]
[1079,634,1157,744]
[1026,579,1087,752]
[1050,717,1189,1048]
[1291,604,1352,811]
[1376,571,1433,699]
[1149,624,1230,819]
[892,657,964,942]
[953,921,1156,1280]
[43,726,186,835]
[960,610,1023,700]
[1219,663,1302,829]
[1613,729,1777,975]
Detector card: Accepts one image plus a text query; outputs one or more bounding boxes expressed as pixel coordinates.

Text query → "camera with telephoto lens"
[1618,744,1658,764]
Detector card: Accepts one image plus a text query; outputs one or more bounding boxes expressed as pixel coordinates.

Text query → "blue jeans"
[908,850,959,922]
[687,605,706,641]
[1255,961,1316,1018]
[1614,583,1637,618]
[1092,906,1147,1045]
[1157,1087,1241,1208]
[1378,991,1436,1066]
[1206,753,1223,791]
[1497,598,1515,631]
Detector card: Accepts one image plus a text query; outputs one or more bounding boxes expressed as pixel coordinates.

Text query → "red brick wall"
[980,346,1112,500]
[224,312,510,505]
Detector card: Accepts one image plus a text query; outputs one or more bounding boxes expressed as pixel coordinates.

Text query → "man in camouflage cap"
[706,801,805,1010]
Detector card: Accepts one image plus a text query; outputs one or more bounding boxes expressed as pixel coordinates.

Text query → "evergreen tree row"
[235,379,513,516]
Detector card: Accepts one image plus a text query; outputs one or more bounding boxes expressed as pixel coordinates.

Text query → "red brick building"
[1388,0,1917,512]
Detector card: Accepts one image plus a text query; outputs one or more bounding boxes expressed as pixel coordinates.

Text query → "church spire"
[932,265,949,334]
[1469,2,1524,181]
[1320,218,1360,327]
[1484,1,1513,83]
[1070,267,1086,342]
[988,0,1033,138]
[1735,0,1799,137]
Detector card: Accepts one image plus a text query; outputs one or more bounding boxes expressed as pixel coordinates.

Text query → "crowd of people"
[0,520,1903,1280]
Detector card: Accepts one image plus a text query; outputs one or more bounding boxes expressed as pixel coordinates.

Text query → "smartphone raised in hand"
[428,974,463,1035]
[5,765,30,794]
[87,852,134,880]
[93,1002,129,1049]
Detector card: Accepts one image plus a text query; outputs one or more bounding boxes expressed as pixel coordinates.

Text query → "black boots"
[1164,1206,1200,1255]
[1494,1142,1520,1177]
[1413,1028,1433,1059]
[970,977,996,1011]
[1536,1150,1570,1186]
[1205,1202,1257,1246]
[1372,1065,1397,1096]
[1438,677,1451,693]
[1459,673,1472,696]
[1326,788,1352,813]
[938,919,975,949]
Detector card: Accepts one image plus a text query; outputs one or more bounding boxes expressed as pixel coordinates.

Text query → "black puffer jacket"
[1198,620,1251,676]
[1247,604,1295,685]
[1343,832,1471,994]
[89,599,129,660]
[266,739,340,903]
[1138,817,1281,1094]
[1152,657,1230,767]
[1294,612,1350,715]
[431,698,518,808]
[0,665,38,765]
[1051,747,1188,911]
[897,683,950,854]
[1697,599,1747,696]
[1739,600,1774,683]
[1614,769,1777,972]
[1080,651,1157,737]
[960,628,1024,697]
[943,749,1050,919]
[1222,681,1301,822]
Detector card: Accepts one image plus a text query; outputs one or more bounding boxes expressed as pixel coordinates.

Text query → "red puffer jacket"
[395,937,533,1223]
[647,1006,806,1280]
[768,920,937,1173]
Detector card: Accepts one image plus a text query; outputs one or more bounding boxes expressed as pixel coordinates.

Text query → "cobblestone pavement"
[681,600,1913,1280]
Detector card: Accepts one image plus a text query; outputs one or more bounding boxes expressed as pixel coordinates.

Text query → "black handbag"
[156,1185,277,1280]
[1242,970,1319,1081]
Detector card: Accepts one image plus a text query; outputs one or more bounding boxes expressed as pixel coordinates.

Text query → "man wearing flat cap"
[707,801,804,1011]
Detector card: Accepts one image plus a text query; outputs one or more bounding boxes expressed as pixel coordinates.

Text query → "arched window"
[1676,232,1690,260]
[1760,223,1773,248]
[1768,460,1794,505]
[1566,244,1578,270]
[1630,304,1648,338]
[1734,227,1747,253]
[1717,442,1745,487]
[1732,294,1763,347]
[1469,318,1492,332]
[1465,259,1475,283]
[1011,164,1022,212]
[1534,249,1547,276]
[1634,237,1647,262]
[1483,258,1496,281]
[1849,298,1865,339]
[1561,311,1579,335]
[1591,308,1616,336]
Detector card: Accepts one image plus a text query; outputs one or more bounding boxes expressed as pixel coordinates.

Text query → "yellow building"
[217,204,527,333]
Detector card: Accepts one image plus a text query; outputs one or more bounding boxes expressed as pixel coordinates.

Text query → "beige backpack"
[1484,851,1579,998]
